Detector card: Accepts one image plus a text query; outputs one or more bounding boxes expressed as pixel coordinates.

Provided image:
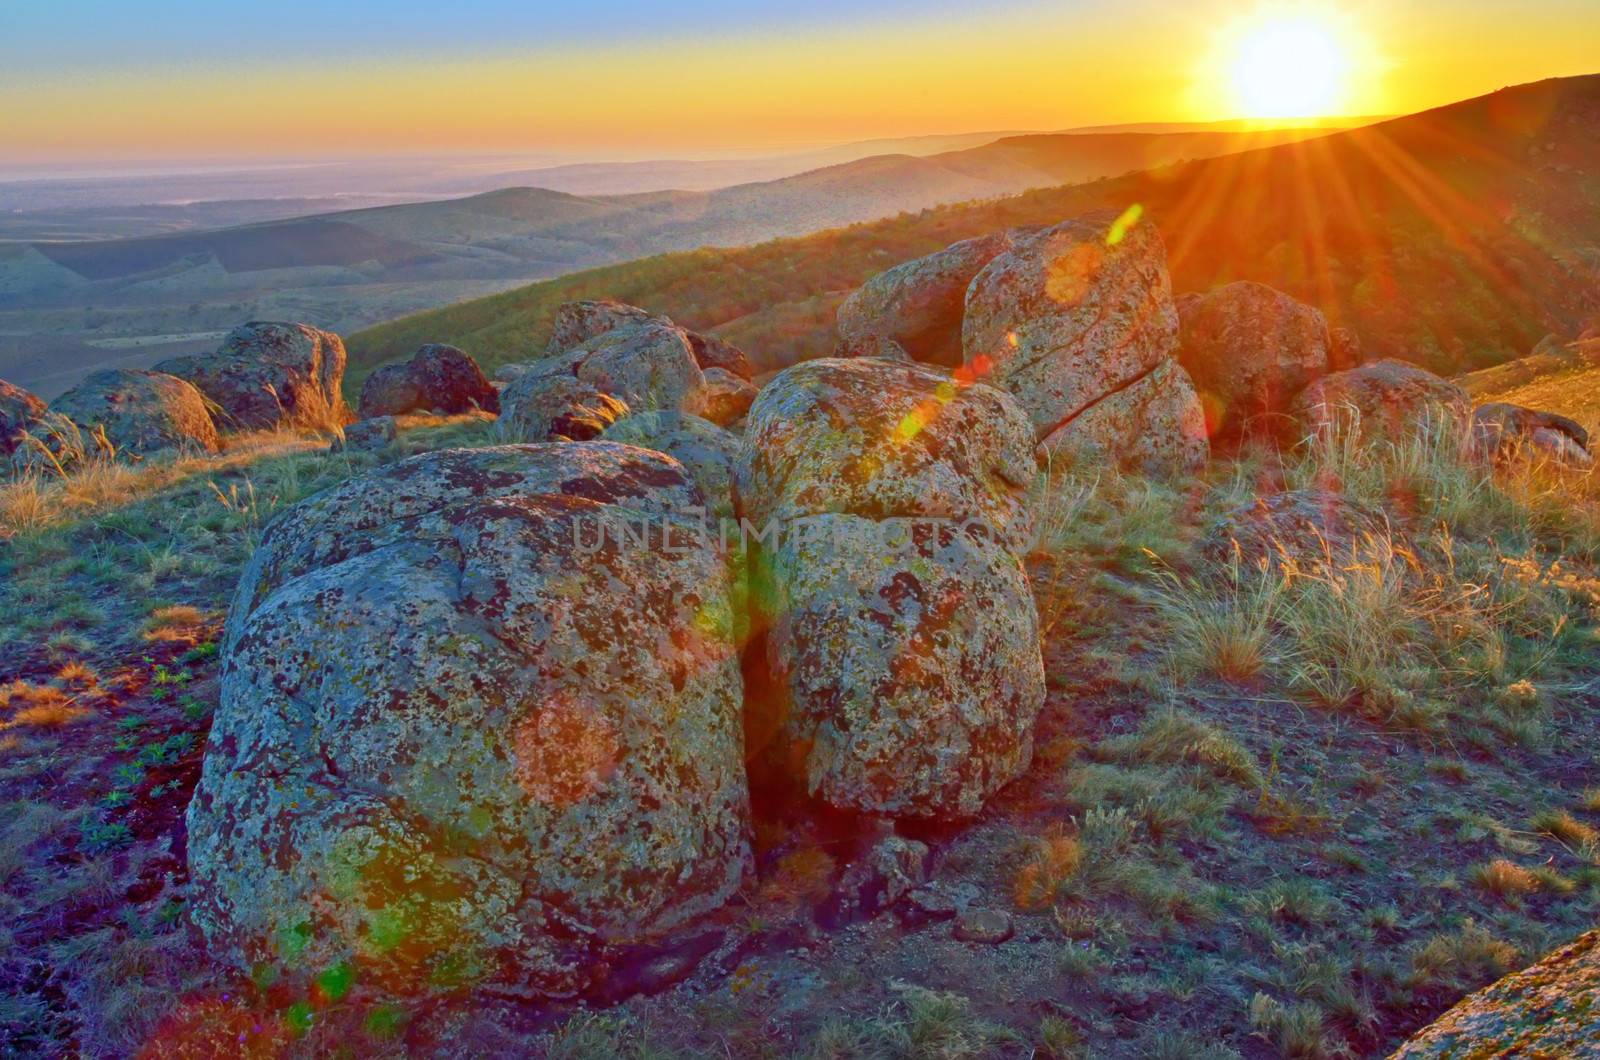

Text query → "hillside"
[0,126,1333,398]
[348,74,1600,389]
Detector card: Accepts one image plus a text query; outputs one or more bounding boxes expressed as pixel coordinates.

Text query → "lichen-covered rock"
[499,322,703,443]
[1176,281,1331,442]
[0,379,46,457]
[688,366,758,428]
[736,358,1037,551]
[837,333,913,362]
[1292,359,1470,443]
[684,331,755,380]
[753,515,1045,818]
[963,212,1178,441]
[545,299,660,356]
[333,415,397,453]
[1039,358,1207,476]
[547,299,754,379]
[357,344,498,418]
[1328,326,1363,371]
[190,444,751,998]
[1472,402,1592,467]
[1202,488,1386,571]
[1392,929,1600,1058]
[48,369,219,460]
[602,411,740,520]
[156,322,349,432]
[837,231,1018,366]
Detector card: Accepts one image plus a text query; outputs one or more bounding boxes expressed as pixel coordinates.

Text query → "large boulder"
[547,300,754,379]
[0,379,46,458]
[686,366,757,428]
[498,322,704,444]
[962,212,1207,474]
[1039,357,1208,476]
[1472,402,1592,467]
[48,369,219,460]
[188,444,752,998]
[356,344,499,419]
[836,231,1018,366]
[735,358,1037,551]
[753,515,1045,818]
[1201,488,1386,571]
[602,411,739,520]
[736,358,1045,818]
[1393,930,1600,1058]
[1175,281,1332,442]
[1292,359,1470,443]
[157,322,349,433]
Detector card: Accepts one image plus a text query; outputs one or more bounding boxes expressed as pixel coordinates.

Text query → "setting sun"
[1223,12,1356,118]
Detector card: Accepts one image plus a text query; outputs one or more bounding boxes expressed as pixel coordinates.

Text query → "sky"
[3,0,1598,167]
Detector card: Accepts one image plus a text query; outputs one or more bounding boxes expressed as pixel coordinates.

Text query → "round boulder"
[837,231,1019,366]
[190,444,752,998]
[545,299,659,356]
[963,212,1179,439]
[357,344,498,418]
[736,358,1037,551]
[1472,402,1592,467]
[1039,357,1208,476]
[49,369,219,459]
[1175,281,1332,442]
[753,515,1045,818]
[602,411,739,520]
[157,321,349,433]
[1292,359,1470,443]
[688,366,758,427]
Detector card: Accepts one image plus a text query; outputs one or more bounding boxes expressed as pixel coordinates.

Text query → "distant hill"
[0,124,1345,396]
[348,75,1600,391]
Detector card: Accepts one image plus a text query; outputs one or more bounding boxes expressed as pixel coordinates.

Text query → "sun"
[1228,15,1351,119]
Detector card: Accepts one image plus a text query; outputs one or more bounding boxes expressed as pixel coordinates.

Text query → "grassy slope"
[347,75,1600,397]
[3,410,1600,1056]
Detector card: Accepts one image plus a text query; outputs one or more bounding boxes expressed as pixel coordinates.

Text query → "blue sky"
[2,0,1012,70]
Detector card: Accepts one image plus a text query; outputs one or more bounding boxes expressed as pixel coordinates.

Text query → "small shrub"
[1014,827,1082,911]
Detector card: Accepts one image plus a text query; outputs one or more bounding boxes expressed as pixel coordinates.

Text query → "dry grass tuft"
[1013,826,1082,911]
[1530,808,1599,849]
[759,845,837,909]
[1470,858,1542,898]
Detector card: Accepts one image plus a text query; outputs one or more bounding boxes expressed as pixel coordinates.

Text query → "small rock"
[334,416,397,452]
[822,835,930,927]
[899,887,959,925]
[953,908,1014,945]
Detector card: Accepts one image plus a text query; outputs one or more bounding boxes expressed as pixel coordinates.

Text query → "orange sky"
[3,1,1598,163]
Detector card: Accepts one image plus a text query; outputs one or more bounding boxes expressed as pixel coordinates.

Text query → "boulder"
[837,334,912,362]
[1393,930,1600,1058]
[687,366,758,428]
[0,379,46,457]
[1473,402,1592,467]
[498,322,703,444]
[333,415,397,453]
[1175,281,1332,442]
[1328,326,1363,371]
[1292,359,1470,443]
[963,212,1178,437]
[545,299,658,356]
[736,358,1037,551]
[1039,357,1208,476]
[547,299,754,379]
[156,322,349,433]
[962,212,1207,474]
[1202,488,1386,571]
[836,231,1018,366]
[753,515,1045,818]
[189,444,752,998]
[601,411,740,521]
[48,369,219,460]
[684,331,755,381]
[356,344,498,418]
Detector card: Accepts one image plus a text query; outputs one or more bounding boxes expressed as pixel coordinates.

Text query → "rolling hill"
[0,125,1339,396]
[347,74,1600,390]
